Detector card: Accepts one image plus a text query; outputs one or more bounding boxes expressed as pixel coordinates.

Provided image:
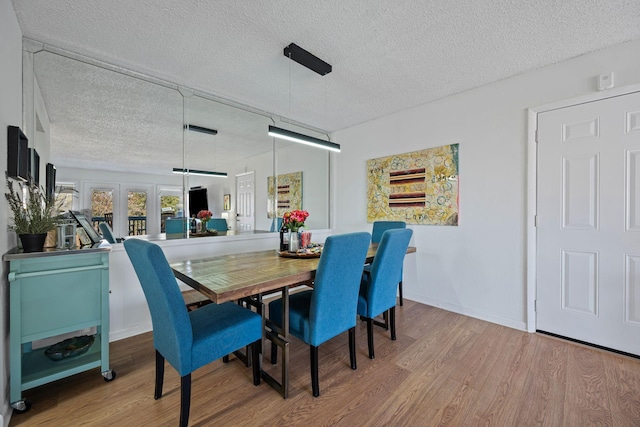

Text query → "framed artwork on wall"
[267,171,303,218]
[223,194,231,211]
[366,144,459,225]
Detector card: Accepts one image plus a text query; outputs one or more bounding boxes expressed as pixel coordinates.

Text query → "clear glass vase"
[288,230,300,252]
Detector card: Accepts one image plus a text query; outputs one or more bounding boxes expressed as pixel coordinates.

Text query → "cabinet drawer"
[20,269,102,337]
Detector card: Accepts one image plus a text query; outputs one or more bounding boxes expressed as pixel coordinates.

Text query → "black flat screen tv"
[189,188,208,218]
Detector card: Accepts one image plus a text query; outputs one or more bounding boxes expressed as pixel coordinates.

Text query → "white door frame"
[527,82,640,332]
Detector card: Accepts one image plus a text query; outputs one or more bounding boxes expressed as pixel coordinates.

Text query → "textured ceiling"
[11,0,640,173]
[32,50,282,174]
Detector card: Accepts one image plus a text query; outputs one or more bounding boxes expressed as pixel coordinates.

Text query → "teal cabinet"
[3,247,115,411]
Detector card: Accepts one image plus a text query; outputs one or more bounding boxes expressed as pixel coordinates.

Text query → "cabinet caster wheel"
[12,400,31,414]
[102,369,116,382]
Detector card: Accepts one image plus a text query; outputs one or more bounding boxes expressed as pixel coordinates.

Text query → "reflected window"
[128,191,147,235]
[159,187,183,233]
[91,189,114,232]
[55,182,76,213]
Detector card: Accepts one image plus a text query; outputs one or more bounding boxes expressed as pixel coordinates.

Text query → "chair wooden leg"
[349,327,357,370]
[373,313,389,330]
[252,340,261,386]
[390,306,396,341]
[270,340,278,364]
[222,355,230,363]
[154,350,164,399]
[398,280,404,306]
[180,374,191,427]
[366,318,375,359]
[310,345,320,397]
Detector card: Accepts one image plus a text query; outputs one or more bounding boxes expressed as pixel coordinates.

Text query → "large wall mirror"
[24,43,331,241]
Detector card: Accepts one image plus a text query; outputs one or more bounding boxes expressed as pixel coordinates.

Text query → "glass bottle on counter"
[190,216,197,234]
[279,223,288,252]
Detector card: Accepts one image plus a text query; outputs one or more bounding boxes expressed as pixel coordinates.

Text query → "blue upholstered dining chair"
[268,232,371,397]
[369,221,407,305]
[99,222,117,244]
[269,217,284,232]
[358,228,413,359]
[123,239,262,427]
[205,218,228,232]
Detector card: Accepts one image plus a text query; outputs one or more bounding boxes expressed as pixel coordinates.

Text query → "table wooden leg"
[262,286,290,398]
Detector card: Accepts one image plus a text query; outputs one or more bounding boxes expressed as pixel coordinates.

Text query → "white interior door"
[537,91,640,355]
[236,171,255,232]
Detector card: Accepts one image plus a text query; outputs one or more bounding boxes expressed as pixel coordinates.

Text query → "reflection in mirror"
[184,98,331,233]
[273,127,330,230]
[26,45,331,242]
[185,95,275,232]
[34,52,184,174]
[32,50,185,239]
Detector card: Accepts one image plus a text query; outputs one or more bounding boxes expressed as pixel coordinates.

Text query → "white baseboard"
[109,323,152,342]
[407,294,528,332]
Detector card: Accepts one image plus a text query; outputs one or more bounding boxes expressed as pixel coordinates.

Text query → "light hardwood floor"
[10,300,640,426]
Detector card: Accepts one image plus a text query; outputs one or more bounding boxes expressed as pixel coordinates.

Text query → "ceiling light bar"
[268,125,340,152]
[185,124,218,135]
[172,168,227,177]
[284,43,332,76]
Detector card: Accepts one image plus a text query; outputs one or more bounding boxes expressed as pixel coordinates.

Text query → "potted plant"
[5,177,60,252]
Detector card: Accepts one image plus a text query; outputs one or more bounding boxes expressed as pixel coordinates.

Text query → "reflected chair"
[269,217,283,232]
[268,232,371,397]
[206,218,228,232]
[358,228,413,359]
[368,221,407,305]
[165,218,188,239]
[123,239,262,427]
[99,222,117,244]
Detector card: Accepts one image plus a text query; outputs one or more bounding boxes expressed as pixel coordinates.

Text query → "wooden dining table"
[170,245,416,398]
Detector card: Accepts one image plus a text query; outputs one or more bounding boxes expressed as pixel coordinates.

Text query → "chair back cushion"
[269,217,284,232]
[309,231,371,346]
[124,239,193,372]
[99,222,116,243]
[206,218,228,231]
[371,221,406,243]
[361,228,413,317]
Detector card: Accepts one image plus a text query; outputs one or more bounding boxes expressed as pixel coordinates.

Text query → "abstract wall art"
[367,144,459,225]
[267,171,303,218]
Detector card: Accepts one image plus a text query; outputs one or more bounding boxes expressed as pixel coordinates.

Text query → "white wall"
[334,39,640,331]
[1,1,23,424]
